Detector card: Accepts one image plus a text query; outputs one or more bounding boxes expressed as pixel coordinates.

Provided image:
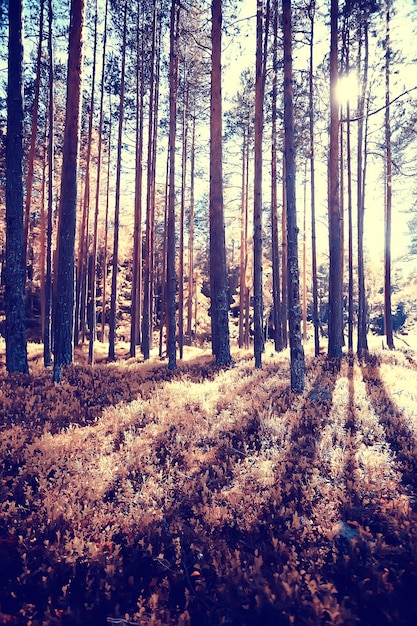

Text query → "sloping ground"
[0,345,417,625]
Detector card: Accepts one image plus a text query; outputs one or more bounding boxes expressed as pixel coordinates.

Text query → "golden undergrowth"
[0,343,417,625]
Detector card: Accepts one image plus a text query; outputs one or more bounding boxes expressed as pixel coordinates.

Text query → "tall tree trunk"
[23,0,44,274]
[108,0,127,361]
[186,114,196,344]
[166,0,180,370]
[209,0,231,366]
[282,0,305,392]
[347,99,354,352]
[75,1,98,346]
[130,4,144,357]
[270,124,282,352]
[179,82,189,359]
[142,0,159,360]
[89,0,107,365]
[159,153,169,357]
[281,156,288,348]
[357,26,369,356]
[39,128,47,353]
[253,0,265,368]
[327,0,343,359]
[308,0,319,356]
[44,0,54,367]
[101,109,112,343]
[239,127,249,349]
[384,0,394,349]
[53,0,85,382]
[302,163,307,342]
[5,0,28,374]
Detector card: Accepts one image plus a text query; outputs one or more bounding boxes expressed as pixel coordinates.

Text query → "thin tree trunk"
[209,0,231,366]
[142,0,158,360]
[270,0,282,353]
[150,37,162,350]
[186,114,196,344]
[75,1,98,346]
[179,82,189,359]
[159,152,169,357]
[5,0,28,374]
[44,0,54,366]
[308,0,319,356]
[347,100,354,352]
[253,0,265,368]
[39,127,47,349]
[384,0,394,349]
[281,156,288,348]
[239,128,248,349]
[89,0,107,365]
[108,0,127,361]
[101,107,112,343]
[166,0,180,370]
[327,0,343,359]
[53,0,85,382]
[302,162,307,342]
[357,26,369,356]
[130,4,144,357]
[24,0,44,273]
[283,0,305,392]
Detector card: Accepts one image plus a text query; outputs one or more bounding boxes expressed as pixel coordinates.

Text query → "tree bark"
[327,0,343,359]
[186,114,196,344]
[101,100,112,343]
[384,0,394,350]
[108,0,128,362]
[130,3,144,358]
[357,25,369,356]
[43,0,54,367]
[179,82,189,359]
[281,156,288,348]
[209,0,231,366]
[239,127,249,349]
[308,0,319,356]
[142,0,159,360]
[166,0,180,370]
[253,0,265,368]
[5,0,28,374]
[53,0,85,382]
[89,0,107,365]
[282,0,305,392]
[23,0,44,274]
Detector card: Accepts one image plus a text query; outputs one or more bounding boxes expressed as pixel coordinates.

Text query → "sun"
[335,72,359,106]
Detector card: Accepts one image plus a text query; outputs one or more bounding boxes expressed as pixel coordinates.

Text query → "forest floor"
[1,337,417,625]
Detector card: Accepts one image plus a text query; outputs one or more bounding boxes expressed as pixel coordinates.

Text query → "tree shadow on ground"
[323,356,417,626]
[190,358,343,625]
[361,352,417,492]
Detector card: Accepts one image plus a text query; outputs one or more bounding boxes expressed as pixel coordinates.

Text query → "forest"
[1,0,417,624]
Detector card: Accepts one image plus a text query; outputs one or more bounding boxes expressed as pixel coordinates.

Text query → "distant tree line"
[2,0,416,391]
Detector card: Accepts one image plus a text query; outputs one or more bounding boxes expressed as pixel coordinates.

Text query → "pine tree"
[5,0,28,374]
[53,0,85,382]
[209,0,231,366]
[282,0,305,392]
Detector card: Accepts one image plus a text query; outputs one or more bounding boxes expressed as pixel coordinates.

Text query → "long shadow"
[361,352,417,493]
[0,356,296,626]
[100,357,341,626]
[192,357,342,624]
[323,355,417,626]
[0,357,229,437]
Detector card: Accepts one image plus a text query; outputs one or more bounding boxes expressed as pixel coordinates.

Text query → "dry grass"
[1,341,417,625]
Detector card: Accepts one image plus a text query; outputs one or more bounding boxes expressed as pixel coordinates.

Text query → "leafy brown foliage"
[1,345,417,625]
